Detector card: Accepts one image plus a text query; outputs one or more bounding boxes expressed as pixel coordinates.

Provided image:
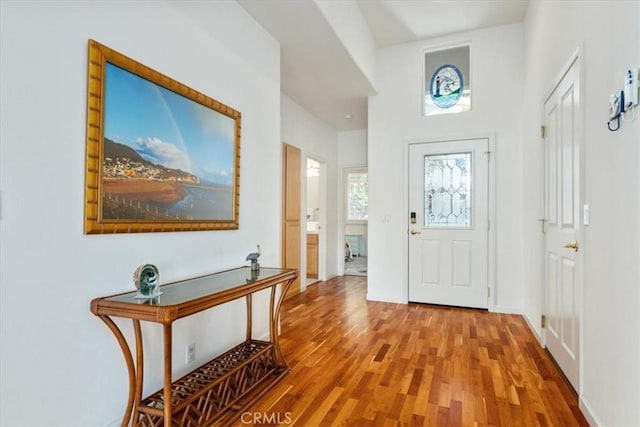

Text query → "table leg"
[98,316,136,427]
[271,277,294,370]
[245,294,253,341]
[132,320,143,427]
[163,323,172,427]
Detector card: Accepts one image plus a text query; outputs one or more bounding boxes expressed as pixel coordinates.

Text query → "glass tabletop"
[105,267,291,306]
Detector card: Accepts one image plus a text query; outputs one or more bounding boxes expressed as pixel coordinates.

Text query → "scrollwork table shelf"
[90,267,298,427]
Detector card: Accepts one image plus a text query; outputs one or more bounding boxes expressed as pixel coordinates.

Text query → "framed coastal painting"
[84,39,241,234]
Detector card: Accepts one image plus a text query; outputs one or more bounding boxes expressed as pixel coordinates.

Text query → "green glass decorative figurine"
[134,264,160,298]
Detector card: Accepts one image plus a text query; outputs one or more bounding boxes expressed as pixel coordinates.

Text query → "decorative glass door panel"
[424,152,472,228]
[409,140,488,309]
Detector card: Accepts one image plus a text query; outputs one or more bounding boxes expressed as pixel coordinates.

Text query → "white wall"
[522,2,640,425]
[0,1,280,425]
[338,130,368,269]
[338,129,368,167]
[314,0,378,90]
[281,94,339,285]
[368,23,524,308]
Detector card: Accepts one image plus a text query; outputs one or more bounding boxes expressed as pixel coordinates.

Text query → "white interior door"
[408,139,489,309]
[543,58,581,391]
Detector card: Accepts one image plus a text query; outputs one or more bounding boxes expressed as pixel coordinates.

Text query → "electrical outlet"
[186,343,196,364]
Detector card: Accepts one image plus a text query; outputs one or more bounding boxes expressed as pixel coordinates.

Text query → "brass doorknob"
[410,229,422,235]
[563,241,579,252]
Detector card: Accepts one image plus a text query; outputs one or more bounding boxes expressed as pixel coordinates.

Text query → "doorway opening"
[344,167,368,276]
[306,157,324,286]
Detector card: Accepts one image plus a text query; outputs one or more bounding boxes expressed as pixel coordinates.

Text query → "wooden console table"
[91,267,298,427]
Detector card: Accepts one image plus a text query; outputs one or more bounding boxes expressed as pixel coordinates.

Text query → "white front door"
[543,58,581,391]
[408,139,489,309]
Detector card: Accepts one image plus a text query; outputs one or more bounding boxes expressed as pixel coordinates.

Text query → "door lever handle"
[563,241,579,252]
[410,229,422,235]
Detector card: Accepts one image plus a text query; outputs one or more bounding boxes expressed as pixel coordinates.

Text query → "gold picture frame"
[84,39,241,234]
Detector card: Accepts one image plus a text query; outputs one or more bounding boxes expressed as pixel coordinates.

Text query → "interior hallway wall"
[368,23,524,311]
[0,1,281,424]
[522,2,640,425]
[281,94,339,285]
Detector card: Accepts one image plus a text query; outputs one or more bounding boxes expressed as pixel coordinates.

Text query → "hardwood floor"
[239,276,588,426]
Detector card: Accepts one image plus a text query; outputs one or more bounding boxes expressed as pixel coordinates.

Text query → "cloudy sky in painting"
[103,63,235,186]
[134,137,193,172]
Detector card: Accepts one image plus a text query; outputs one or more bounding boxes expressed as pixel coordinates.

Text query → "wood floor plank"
[236,276,589,426]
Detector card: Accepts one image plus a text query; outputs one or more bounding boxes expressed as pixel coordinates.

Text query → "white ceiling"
[239,0,529,131]
[357,0,529,48]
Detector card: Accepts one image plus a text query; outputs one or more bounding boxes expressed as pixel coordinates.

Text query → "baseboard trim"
[366,293,406,304]
[522,312,544,345]
[492,305,521,315]
[579,395,601,427]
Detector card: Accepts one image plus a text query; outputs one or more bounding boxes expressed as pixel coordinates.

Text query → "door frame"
[338,164,368,276]
[404,135,496,310]
[540,47,585,393]
[304,154,327,286]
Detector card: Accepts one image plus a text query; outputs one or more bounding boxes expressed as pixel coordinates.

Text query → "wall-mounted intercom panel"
[607,67,639,131]
[609,91,624,120]
[624,67,639,110]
